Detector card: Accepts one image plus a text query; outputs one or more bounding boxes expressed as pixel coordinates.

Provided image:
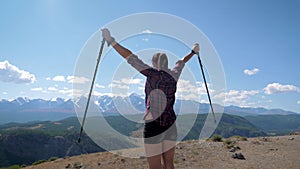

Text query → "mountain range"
[0,93,300,167]
[0,93,297,124]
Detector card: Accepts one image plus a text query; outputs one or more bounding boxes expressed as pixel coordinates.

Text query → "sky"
[0,0,299,113]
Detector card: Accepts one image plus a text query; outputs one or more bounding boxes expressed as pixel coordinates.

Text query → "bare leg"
[144,143,163,169]
[162,140,176,169]
[146,154,163,169]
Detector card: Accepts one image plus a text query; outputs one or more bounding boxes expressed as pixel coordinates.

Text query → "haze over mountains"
[0,93,297,124]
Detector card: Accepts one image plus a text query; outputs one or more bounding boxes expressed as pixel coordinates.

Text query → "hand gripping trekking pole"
[196,52,217,124]
[78,38,106,143]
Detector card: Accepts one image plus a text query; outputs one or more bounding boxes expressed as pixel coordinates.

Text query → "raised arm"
[101,28,152,76]
[101,28,132,59]
[182,43,200,63]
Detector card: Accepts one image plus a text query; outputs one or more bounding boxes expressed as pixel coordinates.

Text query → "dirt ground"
[25,135,300,169]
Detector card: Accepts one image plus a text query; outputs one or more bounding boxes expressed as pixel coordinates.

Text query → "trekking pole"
[196,53,217,124]
[78,38,106,143]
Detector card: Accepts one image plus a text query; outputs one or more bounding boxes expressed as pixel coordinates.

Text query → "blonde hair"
[152,53,168,70]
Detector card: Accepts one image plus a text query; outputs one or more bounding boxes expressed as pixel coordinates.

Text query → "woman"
[102,28,199,169]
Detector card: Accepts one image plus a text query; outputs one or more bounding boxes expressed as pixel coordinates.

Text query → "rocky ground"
[25,135,300,169]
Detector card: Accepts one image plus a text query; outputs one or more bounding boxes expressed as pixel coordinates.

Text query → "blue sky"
[0,0,299,113]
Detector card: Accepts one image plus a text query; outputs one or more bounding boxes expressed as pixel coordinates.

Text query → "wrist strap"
[107,37,116,46]
[191,50,197,54]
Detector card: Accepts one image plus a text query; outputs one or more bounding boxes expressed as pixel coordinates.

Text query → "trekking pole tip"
[77,138,81,143]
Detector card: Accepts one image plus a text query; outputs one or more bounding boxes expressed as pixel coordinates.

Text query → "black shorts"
[143,121,177,144]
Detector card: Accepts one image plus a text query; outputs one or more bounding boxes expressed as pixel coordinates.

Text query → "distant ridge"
[0,93,297,124]
[1,112,300,168]
[0,113,264,167]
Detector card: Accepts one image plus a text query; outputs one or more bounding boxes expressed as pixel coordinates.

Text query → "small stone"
[232,153,245,160]
[229,147,236,152]
[289,137,295,140]
[65,163,71,168]
[176,146,183,149]
[229,146,241,152]
[73,162,82,169]
[121,158,126,163]
[237,153,245,160]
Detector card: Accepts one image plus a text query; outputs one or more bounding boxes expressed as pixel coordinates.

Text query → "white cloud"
[107,78,144,91]
[93,91,128,97]
[67,76,89,84]
[96,84,105,88]
[46,77,51,80]
[214,89,259,106]
[0,60,36,84]
[2,92,7,95]
[52,76,66,82]
[108,83,129,89]
[120,78,143,85]
[264,83,300,95]
[31,87,43,91]
[48,87,58,91]
[176,79,213,101]
[177,93,199,101]
[297,101,300,105]
[141,29,153,34]
[104,79,214,101]
[177,80,208,95]
[67,89,83,97]
[243,68,259,75]
[58,89,73,94]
